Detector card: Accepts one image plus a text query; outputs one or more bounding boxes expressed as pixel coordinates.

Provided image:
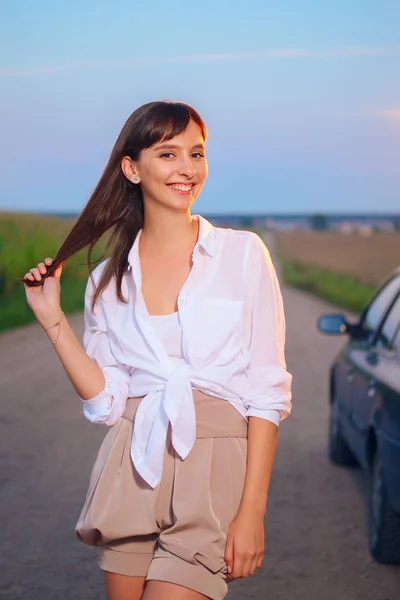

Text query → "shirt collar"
[127,213,215,269]
[195,213,215,257]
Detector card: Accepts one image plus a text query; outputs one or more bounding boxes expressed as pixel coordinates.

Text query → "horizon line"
[1,208,400,218]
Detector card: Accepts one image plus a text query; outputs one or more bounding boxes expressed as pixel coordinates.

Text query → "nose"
[177,153,196,178]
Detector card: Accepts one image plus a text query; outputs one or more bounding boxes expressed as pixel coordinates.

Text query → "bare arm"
[224,418,278,581]
[23,258,105,401]
[239,417,278,517]
[24,257,130,427]
[41,310,106,401]
[224,233,292,581]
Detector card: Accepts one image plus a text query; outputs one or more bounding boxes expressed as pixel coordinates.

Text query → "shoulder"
[215,225,266,246]
[84,258,112,298]
[214,225,266,255]
[217,226,271,263]
[92,258,110,281]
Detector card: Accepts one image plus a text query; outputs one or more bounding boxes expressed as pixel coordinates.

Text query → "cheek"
[198,161,208,181]
[141,163,171,187]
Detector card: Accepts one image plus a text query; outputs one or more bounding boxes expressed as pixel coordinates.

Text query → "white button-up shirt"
[80,214,293,488]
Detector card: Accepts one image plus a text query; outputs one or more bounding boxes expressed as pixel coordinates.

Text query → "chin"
[166,194,196,208]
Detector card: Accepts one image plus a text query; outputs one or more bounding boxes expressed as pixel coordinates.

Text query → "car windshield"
[362,276,400,342]
[375,292,400,351]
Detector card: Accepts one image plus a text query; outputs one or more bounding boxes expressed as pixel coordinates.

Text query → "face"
[122,119,208,210]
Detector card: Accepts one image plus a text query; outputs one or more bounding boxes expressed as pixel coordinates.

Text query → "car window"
[362,275,400,341]
[375,292,400,349]
[390,324,400,355]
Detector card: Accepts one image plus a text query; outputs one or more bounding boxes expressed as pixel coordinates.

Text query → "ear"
[121,156,141,184]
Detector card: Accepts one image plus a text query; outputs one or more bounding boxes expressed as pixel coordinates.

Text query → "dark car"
[317,269,400,565]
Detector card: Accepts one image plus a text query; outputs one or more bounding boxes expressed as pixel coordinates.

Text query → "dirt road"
[1,237,400,599]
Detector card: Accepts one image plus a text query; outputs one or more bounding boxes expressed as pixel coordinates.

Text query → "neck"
[140,207,199,256]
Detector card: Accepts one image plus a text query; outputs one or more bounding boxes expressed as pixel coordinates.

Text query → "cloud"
[1,45,400,76]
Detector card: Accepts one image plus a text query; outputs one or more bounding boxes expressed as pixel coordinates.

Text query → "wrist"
[37,308,64,330]
[237,498,267,519]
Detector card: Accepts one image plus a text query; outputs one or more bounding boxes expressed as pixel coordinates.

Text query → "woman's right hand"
[22,257,63,329]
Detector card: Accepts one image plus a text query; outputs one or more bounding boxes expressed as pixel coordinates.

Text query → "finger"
[37,262,48,275]
[257,554,264,569]
[241,556,254,579]
[250,557,259,576]
[54,264,63,278]
[29,268,42,281]
[231,554,245,580]
[45,257,53,265]
[224,535,234,578]
[24,272,35,281]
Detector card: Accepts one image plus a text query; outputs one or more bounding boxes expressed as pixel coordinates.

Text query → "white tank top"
[148,311,183,359]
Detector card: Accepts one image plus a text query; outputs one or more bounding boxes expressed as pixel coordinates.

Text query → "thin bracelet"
[43,311,65,346]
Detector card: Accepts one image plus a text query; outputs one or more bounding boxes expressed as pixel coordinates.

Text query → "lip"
[167,183,195,186]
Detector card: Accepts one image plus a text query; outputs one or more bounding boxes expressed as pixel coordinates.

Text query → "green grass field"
[281,261,376,314]
[274,230,395,315]
[0,211,105,332]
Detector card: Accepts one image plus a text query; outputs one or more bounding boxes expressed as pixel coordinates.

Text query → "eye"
[192,152,205,159]
[160,152,175,158]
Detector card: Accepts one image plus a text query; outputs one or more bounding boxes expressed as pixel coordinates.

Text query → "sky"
[1,0,399,215]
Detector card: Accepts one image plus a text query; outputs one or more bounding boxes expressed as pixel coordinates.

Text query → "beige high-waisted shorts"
[75,389,248,600]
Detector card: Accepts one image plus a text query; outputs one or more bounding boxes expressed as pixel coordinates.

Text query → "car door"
[377,321,400,516]
[354,293,400,463]
[345,276,400,465]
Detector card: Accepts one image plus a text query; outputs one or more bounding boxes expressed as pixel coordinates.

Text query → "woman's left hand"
[224,510,265,580]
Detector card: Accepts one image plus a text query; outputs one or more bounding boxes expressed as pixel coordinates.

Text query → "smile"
[167,183,194,193]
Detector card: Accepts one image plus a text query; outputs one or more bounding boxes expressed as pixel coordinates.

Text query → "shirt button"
[133,453,140,460]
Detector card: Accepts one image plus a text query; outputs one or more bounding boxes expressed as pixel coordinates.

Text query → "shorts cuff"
[146,555,228,600]
[97,547,153,577]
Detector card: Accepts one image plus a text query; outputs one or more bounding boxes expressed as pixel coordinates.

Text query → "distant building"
[204,213,400,233]
[375,221,396,233]
[334,221,355,234]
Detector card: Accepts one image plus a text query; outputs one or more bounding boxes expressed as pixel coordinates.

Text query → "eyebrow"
[153,143,205,151]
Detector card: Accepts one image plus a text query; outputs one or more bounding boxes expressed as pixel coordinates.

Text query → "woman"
[22,100,293,600]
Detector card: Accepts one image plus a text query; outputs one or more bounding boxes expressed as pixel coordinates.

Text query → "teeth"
[168,184,192,191]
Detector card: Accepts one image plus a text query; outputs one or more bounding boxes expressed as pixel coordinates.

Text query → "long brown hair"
[21,100,207,310]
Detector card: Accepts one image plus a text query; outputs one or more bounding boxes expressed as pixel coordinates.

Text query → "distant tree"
[241,216,254,228]
[310,213,328,231]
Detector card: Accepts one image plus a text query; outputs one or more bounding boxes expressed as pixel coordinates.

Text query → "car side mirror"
[317,314,349,335]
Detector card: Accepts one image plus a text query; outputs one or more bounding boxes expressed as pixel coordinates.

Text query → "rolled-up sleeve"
[79,270,131,426]
[243,234,293,427]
